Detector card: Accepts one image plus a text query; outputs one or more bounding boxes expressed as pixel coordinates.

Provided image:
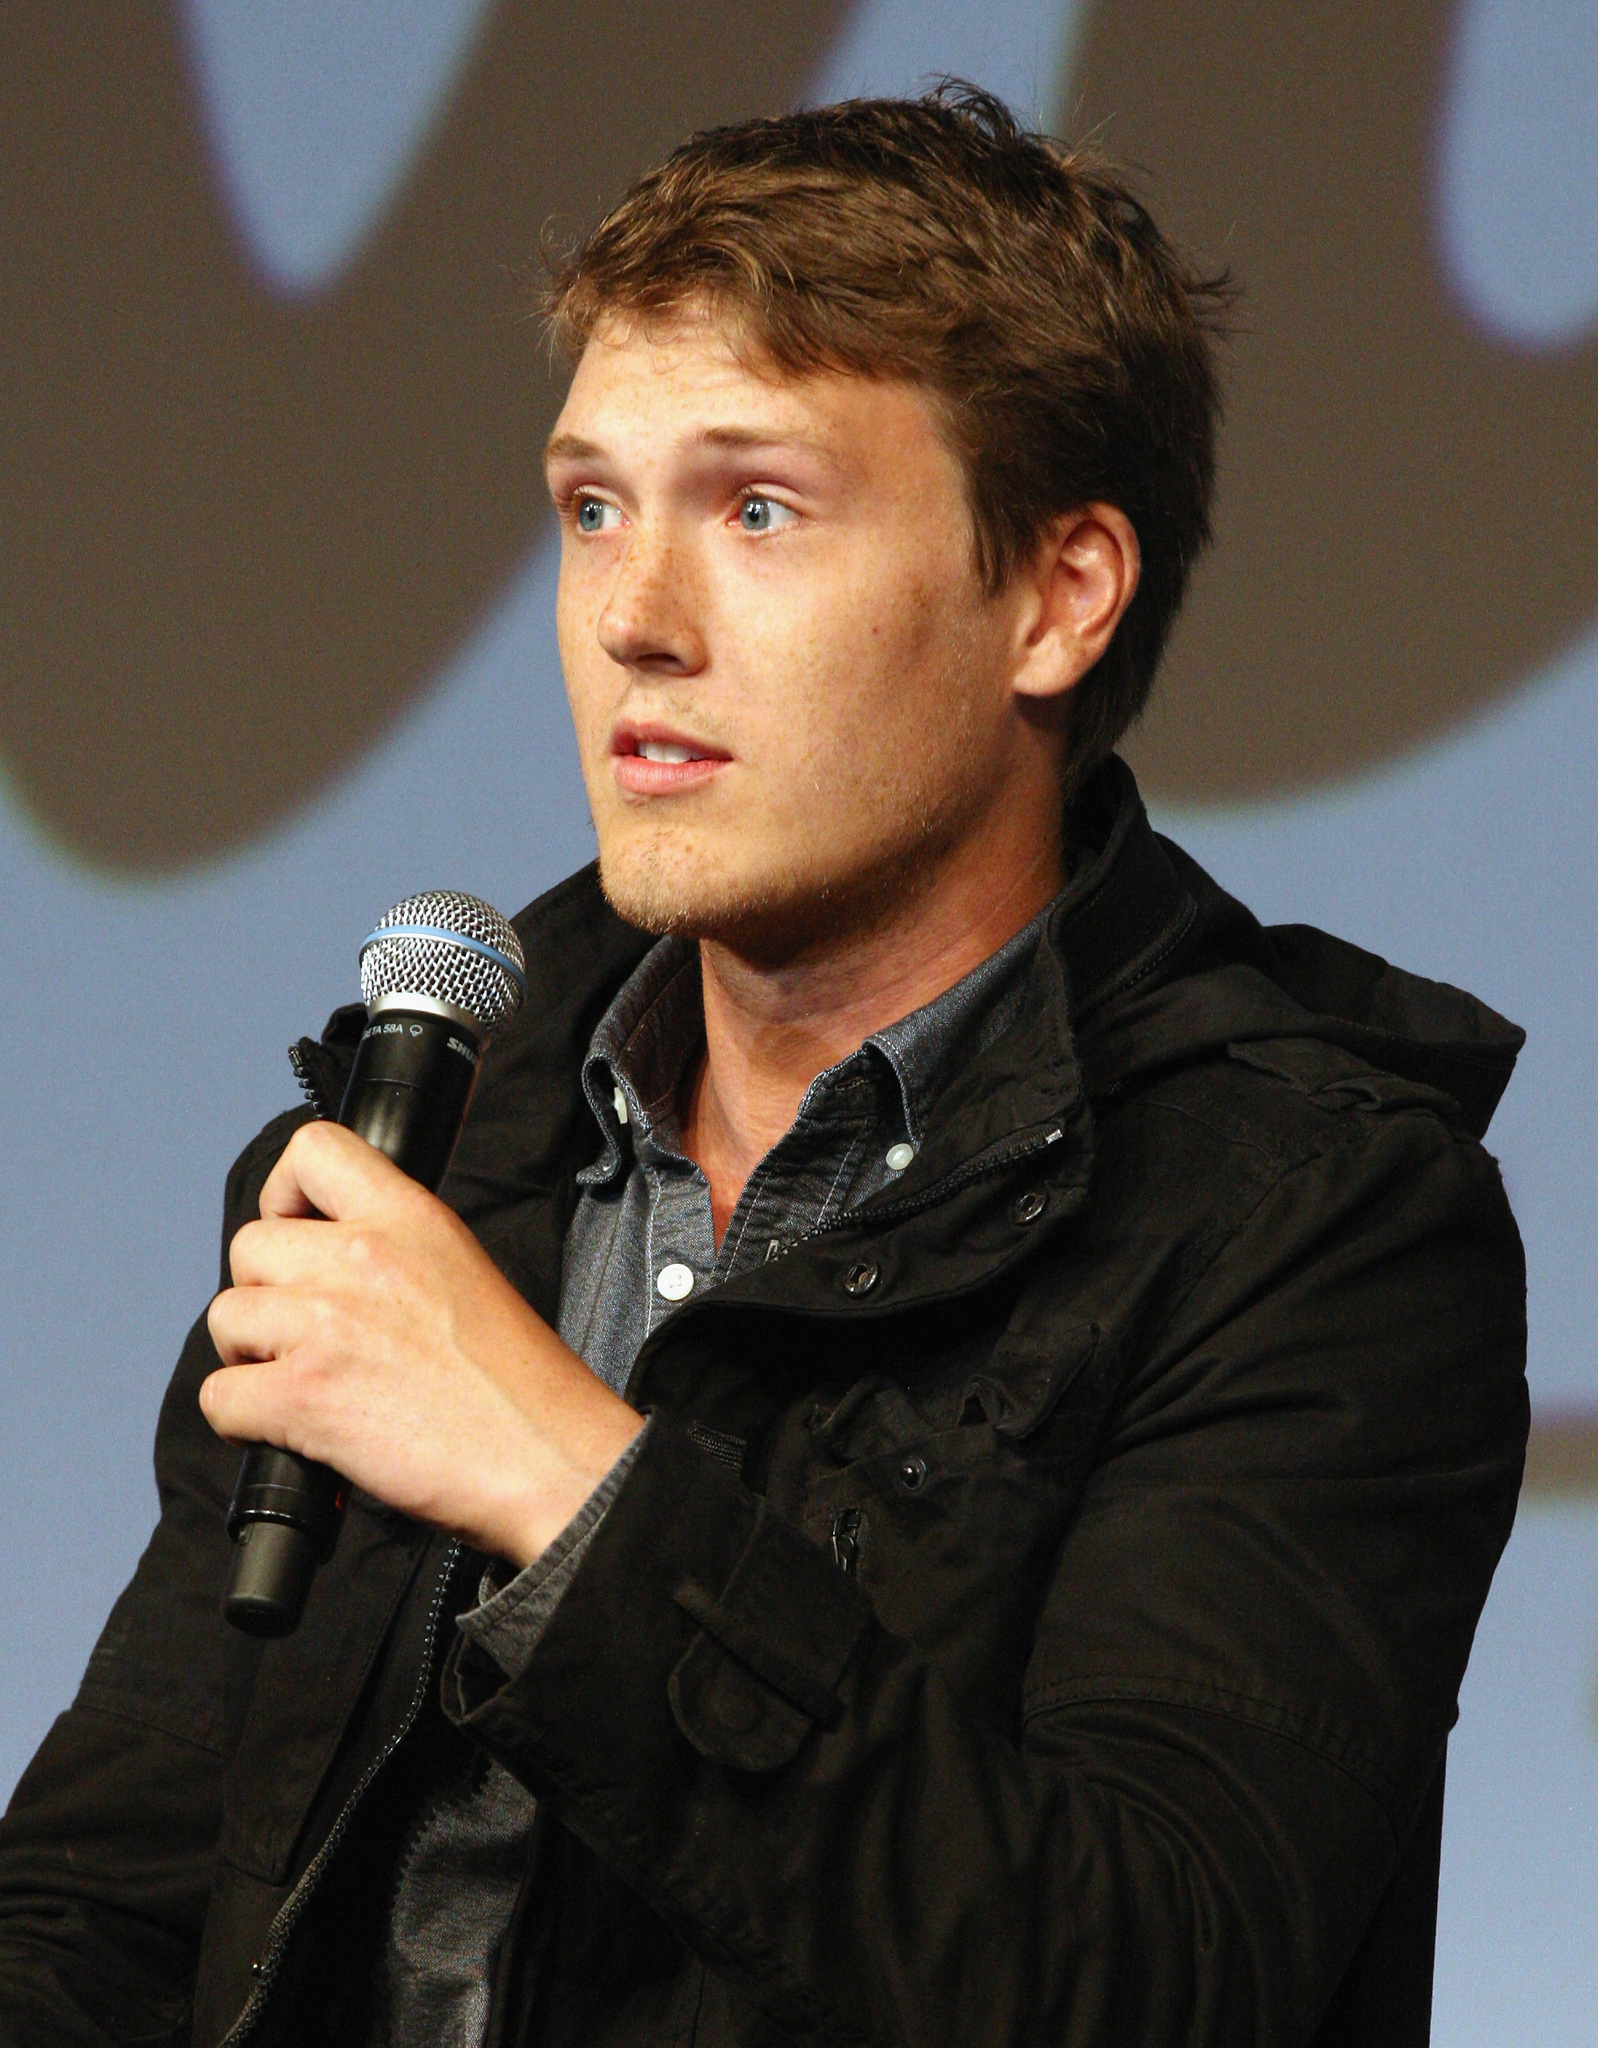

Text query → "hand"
[202,1121,643,1566]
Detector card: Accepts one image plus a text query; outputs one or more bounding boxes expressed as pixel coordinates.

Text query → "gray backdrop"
[2,3,1594,2035]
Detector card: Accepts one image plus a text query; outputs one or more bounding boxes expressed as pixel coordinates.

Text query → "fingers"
[208,1278,315,1367]
[257,1119,411,1223]
[228,1215,342,1288]
[198,1358,324,1454]
[202,1282,338,1454]
[198,1361,272,1447]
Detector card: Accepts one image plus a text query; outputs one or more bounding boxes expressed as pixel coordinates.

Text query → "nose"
[596,522,707,676]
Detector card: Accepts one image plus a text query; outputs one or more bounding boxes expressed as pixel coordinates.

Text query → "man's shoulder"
[1069,840,1527,1340]
[1109,1006,1497,1169]
[1087,827,1524,1150]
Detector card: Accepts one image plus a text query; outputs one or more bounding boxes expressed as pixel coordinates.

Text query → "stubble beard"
[596,772,992,971]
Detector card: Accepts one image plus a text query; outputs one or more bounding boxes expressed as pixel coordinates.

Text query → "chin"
[596,828,934,963]
[596,836,784,941]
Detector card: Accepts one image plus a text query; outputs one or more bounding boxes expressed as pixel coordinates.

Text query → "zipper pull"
[830,1506,861,1576]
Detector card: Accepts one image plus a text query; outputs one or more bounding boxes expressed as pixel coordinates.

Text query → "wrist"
[501,1404,646,1567]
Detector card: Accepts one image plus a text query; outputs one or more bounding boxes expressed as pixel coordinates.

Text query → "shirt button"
[656,1262,695,1302]
[612,1085,629,1126]
[884,1141,916,1173]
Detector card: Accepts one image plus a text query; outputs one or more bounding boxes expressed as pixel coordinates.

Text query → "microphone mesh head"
[359,891,527,1039]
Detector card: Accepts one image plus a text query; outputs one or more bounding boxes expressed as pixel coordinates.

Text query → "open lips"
[611,724,731,796]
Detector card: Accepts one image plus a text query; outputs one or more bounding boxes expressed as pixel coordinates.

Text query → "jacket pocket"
[795,1322,1102,1722]
[799,1427,1084,1734]
[666,1499,867,1772]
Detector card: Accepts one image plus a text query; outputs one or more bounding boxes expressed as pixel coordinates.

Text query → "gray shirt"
[371,909,1051,2046]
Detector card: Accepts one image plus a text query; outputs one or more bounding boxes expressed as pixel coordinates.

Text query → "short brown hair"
[544,85,1232,788]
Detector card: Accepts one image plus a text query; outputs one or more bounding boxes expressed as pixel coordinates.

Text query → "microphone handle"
[223,1009,483,1637]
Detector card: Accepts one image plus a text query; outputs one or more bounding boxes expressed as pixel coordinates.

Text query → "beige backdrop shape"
[1069,0,1598,803]
[0,1,849,873]
[5,1,1597,865]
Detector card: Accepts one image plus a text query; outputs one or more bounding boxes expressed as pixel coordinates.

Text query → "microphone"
[223,891,527,1638]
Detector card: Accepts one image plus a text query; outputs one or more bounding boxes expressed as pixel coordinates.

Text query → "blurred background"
[2,3,1594,2034]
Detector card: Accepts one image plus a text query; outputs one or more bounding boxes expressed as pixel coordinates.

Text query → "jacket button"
[841,1259,880,1297]
[1011,1188,1048,1225]
[897,1454,928,1492]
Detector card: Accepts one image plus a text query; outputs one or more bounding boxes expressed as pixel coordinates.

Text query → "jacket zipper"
[217,1536,463,2048]
[829,1507,861,1575]
[285,1041,332,1118]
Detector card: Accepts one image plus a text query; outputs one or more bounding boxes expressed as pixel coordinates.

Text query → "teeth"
[638,741,697,763]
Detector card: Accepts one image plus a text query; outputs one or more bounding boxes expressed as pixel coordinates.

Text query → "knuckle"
[305,1295,342,1342]
[286,1118,341,1178]
[342,1225,381,1272]
[281,1123,314,1171]
[343,1223,401,1283]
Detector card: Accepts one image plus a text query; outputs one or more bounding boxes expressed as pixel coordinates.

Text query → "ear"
[1010,505,1141,702]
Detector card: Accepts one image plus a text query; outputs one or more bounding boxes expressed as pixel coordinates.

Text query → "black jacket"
[0,763,1527,2048]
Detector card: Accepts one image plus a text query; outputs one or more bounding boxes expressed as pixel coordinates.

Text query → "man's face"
[547,313,1049,956]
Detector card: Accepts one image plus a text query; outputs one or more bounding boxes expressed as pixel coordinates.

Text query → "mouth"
[610,721,731,798]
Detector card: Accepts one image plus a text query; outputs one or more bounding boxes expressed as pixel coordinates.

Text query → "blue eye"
[739,496,784,532]
[575,497,609,534]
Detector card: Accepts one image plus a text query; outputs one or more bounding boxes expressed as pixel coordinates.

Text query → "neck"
[681,836,1063,1242]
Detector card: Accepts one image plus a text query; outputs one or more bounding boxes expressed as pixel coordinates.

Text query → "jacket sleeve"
[0,1110,309,2048]
[442,1106,1527,2048]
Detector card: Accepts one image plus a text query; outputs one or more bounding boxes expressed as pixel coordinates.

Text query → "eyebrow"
[543,431,604,466]
[543,424,835,468]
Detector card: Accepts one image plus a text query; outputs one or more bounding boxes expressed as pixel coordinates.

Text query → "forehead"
[547,311,945,467]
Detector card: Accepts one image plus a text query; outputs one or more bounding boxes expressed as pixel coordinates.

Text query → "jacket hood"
[1067,770,1523,1142]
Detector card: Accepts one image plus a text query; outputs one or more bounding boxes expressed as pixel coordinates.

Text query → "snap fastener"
[656,1262,695,1301]
[884,1141,916,1173]
[841,1258,880,1297]
[1011,1188,1047,1225]
[896,1454,928,1492]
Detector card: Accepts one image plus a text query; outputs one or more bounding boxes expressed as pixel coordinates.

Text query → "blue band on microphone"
[360,924,528,993]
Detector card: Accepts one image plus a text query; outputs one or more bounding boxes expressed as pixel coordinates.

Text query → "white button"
[612,1085,629,1126]
[656,1262,695,1302]
[885,1142,916,1172]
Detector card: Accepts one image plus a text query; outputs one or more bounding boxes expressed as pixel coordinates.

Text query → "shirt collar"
[577,935,701,1184]
[576,901,1055,1191]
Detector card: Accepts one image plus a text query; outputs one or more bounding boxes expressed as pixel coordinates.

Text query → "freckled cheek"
[763,577,935,786]
[765,672,909,832]
[556,597,619,772]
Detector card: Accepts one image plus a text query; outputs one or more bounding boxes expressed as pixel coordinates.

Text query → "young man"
[0,89,1525,2048]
